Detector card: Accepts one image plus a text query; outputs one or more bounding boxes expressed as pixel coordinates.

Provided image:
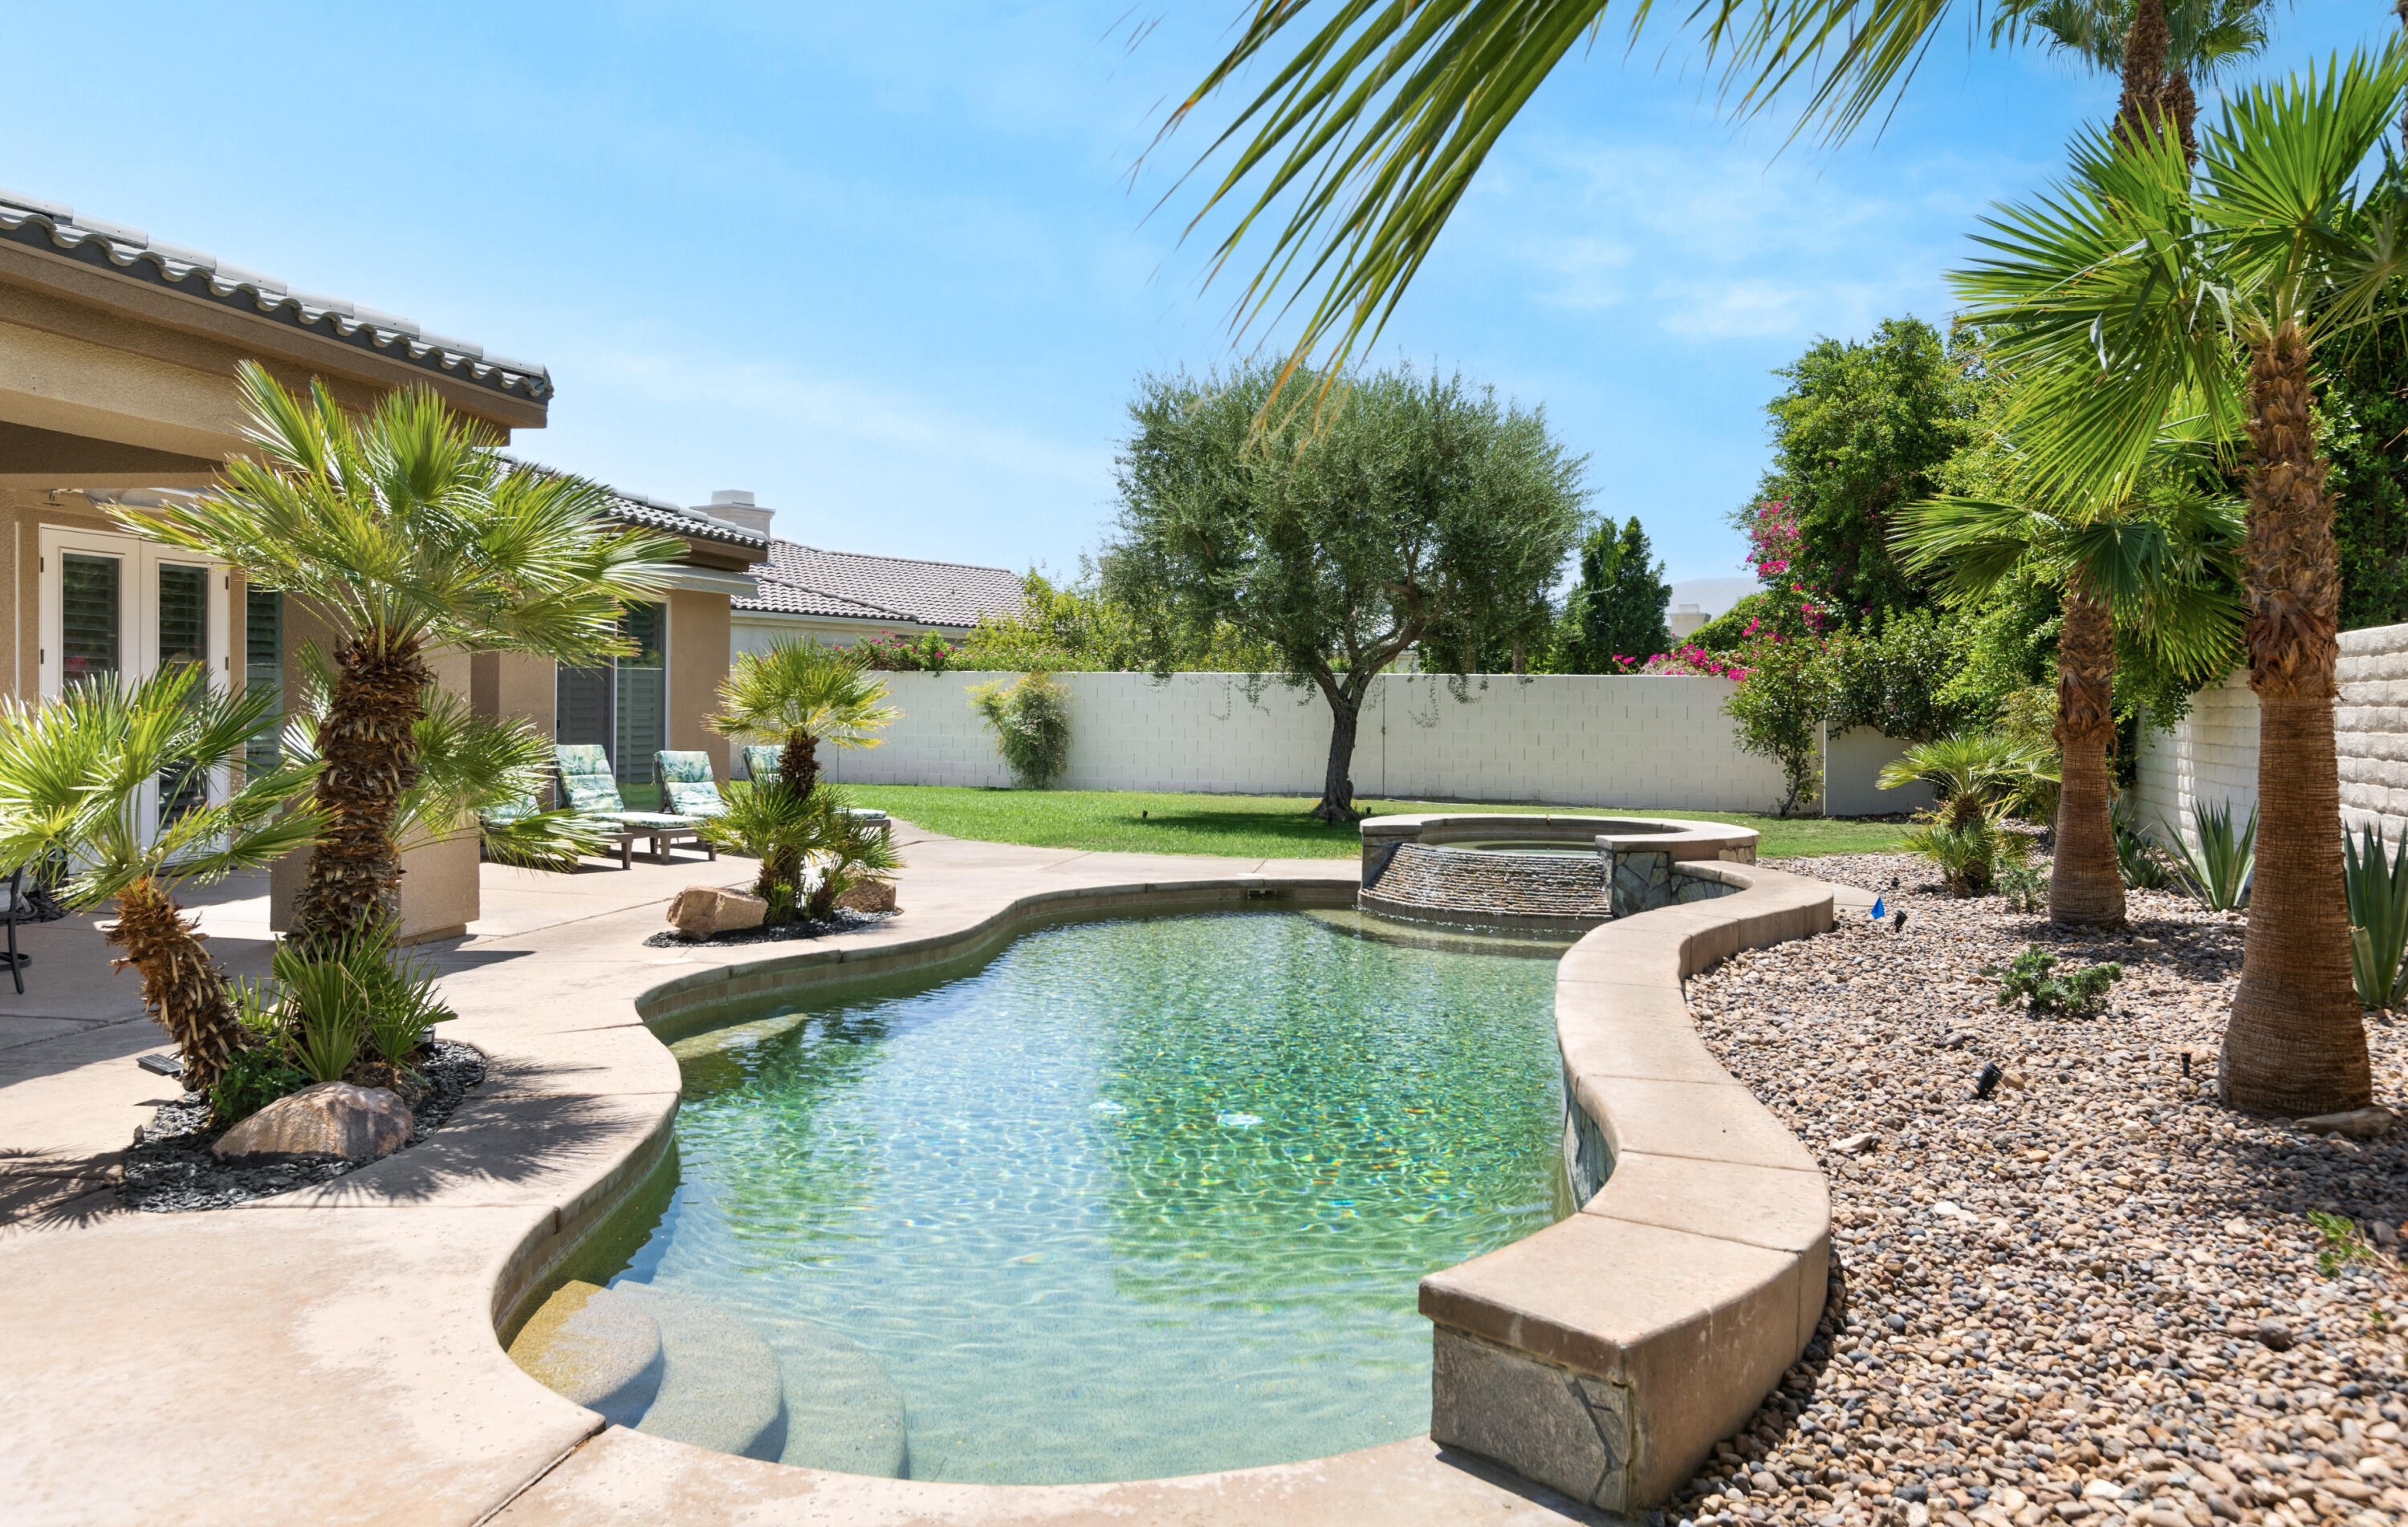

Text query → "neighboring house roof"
[737,540,1023,628]
[605,491,769,550]
[0,187,551,405]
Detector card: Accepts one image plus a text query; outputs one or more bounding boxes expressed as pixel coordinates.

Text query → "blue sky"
[0,2,2387,591]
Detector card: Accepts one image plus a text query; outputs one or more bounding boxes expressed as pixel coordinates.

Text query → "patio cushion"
[655,752,727,818]
[556,745,612,777]
[616,811,700,831]
[741,745,782,784]
[561,774,626,815]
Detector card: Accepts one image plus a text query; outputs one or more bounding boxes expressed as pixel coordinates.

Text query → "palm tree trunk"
[2222,321,2370,1115]
[2115,0,2171,147]
[2050,587,2125,928]
[108,875,241,1094]
[291,631,429,947]
[779,729,820,802]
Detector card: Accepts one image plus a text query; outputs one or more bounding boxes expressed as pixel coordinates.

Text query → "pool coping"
[0,834,1833,1526]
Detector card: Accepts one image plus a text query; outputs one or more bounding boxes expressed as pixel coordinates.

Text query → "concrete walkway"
[0,824,1622,1526]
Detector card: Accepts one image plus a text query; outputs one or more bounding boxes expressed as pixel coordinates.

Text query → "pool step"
[505,1280,663,1428]
[775,1321,910,1478]
[612,1284,789,1463]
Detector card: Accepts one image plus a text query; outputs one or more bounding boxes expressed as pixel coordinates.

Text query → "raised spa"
[1356,812,1761,935]
[577,908,1565,1485]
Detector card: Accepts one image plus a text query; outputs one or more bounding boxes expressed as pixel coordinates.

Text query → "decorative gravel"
[118,1039,488,1213]
[1670,851,2408,1527]
[640,907,895,948]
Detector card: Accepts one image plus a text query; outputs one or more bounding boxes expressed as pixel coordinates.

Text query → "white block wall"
[2133,622,2408,853]
[2338,623,2408,845]
[820,670,1933,815]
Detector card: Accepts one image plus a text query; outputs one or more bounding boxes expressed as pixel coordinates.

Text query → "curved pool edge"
[1421,859,1836,1514]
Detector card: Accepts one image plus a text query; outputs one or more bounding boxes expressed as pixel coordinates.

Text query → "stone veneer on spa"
[1357,813,1759,935]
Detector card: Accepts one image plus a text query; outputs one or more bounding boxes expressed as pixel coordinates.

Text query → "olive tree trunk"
[2221,321,2370,1115]
[1311,670,1373,825]
[2050,587,2125,928]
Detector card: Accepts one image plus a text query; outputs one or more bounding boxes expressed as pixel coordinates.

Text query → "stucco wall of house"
[2133,622,2408,854]
[822,670,1876,814]
[667,588,732,774]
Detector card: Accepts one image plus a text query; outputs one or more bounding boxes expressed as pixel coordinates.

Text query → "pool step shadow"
[593,1283,910,1478]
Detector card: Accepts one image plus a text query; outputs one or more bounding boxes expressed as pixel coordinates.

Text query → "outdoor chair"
[654,752,730,820]
[0,865,31,995]
[554,744,714,871]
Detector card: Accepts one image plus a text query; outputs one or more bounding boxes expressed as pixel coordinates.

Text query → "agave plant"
[0,668,322,1092]
[2110,794,2174,890]
[2343,825,2408,1013]
[2162,798,2256,912]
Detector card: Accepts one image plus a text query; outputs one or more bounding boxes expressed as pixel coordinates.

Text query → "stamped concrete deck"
[0,824,1633,1527]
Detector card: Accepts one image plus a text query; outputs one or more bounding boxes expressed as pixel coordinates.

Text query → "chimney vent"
[694,490,775,541]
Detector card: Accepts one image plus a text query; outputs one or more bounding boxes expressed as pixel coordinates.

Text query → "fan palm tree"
[1893,470,2244,928]
[2014,0,2272,160]
[120,361,685,947]
[1951,43,2408,1112]
[1160,0,2261,376]
[710,640,901,802]
[0,667,322,1092]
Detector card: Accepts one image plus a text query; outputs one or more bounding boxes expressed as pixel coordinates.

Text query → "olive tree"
[1103,363,1588,823]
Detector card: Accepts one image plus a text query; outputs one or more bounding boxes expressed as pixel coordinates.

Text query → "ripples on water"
[611,908,1564,1484]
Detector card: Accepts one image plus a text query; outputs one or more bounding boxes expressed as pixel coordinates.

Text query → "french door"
[38,526,230,838]
[556,601,667,798]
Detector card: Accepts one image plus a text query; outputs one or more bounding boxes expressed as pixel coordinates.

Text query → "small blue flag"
[1870,895,1886,920]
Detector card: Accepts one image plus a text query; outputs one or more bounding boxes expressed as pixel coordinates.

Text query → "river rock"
[2296,1106,2397,1140]
[669,886,767,940]
[213,1081,412,1162]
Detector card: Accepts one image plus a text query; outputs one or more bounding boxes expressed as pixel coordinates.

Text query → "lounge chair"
[655,752,730,819]
[555,744,714,870]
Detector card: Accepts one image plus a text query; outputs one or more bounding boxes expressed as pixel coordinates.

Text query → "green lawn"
[838,785,1905,861]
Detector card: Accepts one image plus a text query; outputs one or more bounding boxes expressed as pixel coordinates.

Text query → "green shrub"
[2111,795,2171,890]
[209,1045,310,1125]
[1901,810,2029,897]
[265,930,454,1085]
[1983,945,2122,1019]
[1997,857,2047,912]
[970,671,1073,788]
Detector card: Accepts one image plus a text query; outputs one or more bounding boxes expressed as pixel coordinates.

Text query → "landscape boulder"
[669,886,768,940]
[214,1082,413,1162]
[2296,1106,2397,1141]
[835,879,897,914]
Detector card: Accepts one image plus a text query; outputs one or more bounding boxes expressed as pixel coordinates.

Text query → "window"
[245,589,283,776]
[59,553,120,685]
[555,602,670,798]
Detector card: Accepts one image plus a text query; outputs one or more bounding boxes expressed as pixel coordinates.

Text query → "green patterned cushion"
[555,745,612,776]
[663,781,724,817]
[560,774,624,814]
[742,745,782,784]
[616,810,698,831]
[656,751,715,784]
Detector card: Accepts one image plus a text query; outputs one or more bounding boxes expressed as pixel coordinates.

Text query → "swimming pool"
[605,908,1565,1484]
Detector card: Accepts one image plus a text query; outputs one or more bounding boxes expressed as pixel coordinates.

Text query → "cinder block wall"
[2133,621,2408,852]
[823,671,1885,814]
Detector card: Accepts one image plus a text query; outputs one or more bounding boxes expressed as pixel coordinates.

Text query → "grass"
[835,785,1906,862]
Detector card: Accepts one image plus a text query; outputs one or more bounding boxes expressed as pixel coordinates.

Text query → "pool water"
[612,909,1565,1484]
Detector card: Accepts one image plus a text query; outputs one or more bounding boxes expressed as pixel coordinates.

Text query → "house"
[707,490,1023,656]
[0,188,767,933]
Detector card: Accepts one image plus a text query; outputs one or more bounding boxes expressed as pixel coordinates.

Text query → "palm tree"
[2014,0,2271,159]
[710,640,901,803]
[1952,44,2408,1112]
[1160,0,2260,376]
[1894,468,2244,927]
[1879,731,2057,894]
[0,667,322,1092]
[122,362,685,947]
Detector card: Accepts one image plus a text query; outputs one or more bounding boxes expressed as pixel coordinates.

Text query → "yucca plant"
[0,668,322,1093]
[2343,825,2408,1013]
[2163,799,2256,912]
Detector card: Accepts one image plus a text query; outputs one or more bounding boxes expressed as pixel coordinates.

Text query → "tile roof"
[0,187,551,405]
[738,540,1023,628]
[604,492,769,550]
